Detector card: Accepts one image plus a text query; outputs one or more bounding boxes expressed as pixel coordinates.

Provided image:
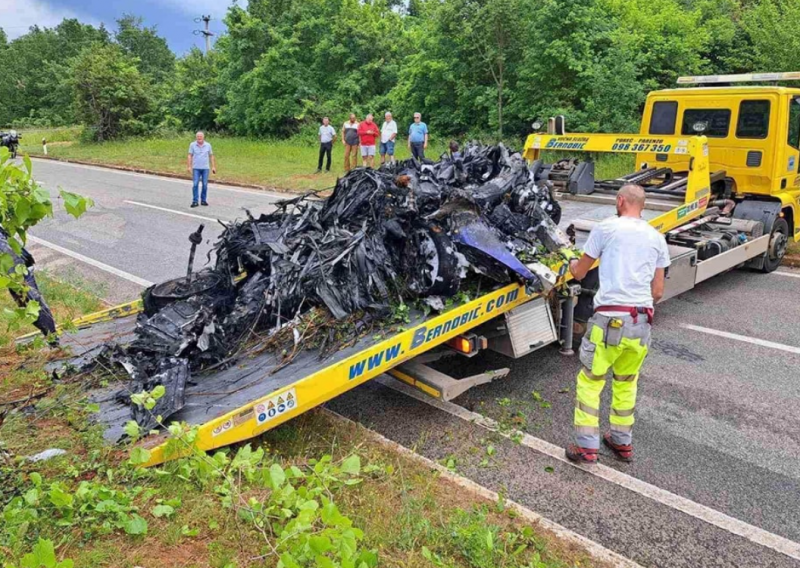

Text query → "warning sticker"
[211,418,234,437]
[255,388,297,425]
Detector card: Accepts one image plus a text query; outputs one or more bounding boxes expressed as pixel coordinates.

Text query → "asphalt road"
[24,159,800,567]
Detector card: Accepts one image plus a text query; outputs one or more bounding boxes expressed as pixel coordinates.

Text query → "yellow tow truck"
[37,73,794,466]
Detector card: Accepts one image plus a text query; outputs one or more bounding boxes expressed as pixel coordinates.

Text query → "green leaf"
[123,420,141,440]
[58,190,92,219]
[279,552,301,568]
[181,524,199,537]
[21,538,57,568]
[544,466,554,473]
[29,472,42,486]
[340,455,361,476]
[315,555,335,568]
[151,384,166,400]
[128,446,151,465]
[122,513,148,535]
[48,484,73,508]
[309,535,333,554]
[269,463,286,489]
[152,504,174,518]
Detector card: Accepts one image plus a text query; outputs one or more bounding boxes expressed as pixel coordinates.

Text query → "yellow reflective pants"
[574,314,651,449]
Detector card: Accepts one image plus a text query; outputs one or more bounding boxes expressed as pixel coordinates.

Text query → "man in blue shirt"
[407,113,429,160]
[187,131,216,208]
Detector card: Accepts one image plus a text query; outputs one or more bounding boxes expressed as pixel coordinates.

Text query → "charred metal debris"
[85,143,572,430]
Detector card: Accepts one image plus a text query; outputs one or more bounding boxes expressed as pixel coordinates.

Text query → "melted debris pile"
[86,143,571,430]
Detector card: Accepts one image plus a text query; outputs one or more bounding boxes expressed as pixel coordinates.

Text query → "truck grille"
[746,151,762,167]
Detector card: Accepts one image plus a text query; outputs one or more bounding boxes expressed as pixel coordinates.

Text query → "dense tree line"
[2,0,800,141]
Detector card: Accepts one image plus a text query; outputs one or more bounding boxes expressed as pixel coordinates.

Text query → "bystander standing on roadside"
[316,117,336,173]
[380,112,397,165]
[187,131,216,208]
[357,113,380,168]
[408,112,428,160]
[342,114,360,172]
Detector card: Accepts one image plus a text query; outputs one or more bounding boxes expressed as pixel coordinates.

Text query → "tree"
[168,48,225,131]
[115,15,175,82]
[0,28,7,49]
[740,0,800,72]
[0,19,108,126]
[71,44,151,140]
[465,0,527,136]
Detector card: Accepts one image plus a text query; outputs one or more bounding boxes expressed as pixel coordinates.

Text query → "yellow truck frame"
[37,132,766,467]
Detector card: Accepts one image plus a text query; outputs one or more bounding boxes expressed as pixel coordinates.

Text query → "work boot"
[603,433,633,462]
[201,201,209,206]
[190,202,199,208]
[565,444,598,464]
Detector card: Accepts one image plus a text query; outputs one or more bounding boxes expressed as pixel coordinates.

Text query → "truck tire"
[761,217,789,273]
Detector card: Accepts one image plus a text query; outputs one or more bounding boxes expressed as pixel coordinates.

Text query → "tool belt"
[595,305,654,325]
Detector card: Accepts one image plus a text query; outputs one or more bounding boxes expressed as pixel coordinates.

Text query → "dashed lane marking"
[27,236,153,288]
[378,376,800,562]
[124,200,222,223]
[774,270,800,279]
[681,323,800,356]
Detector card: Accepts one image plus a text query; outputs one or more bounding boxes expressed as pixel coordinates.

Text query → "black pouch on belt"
[603,318,625,347]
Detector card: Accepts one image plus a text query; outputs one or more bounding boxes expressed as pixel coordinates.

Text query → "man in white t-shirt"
[565,184,670,464]
[380,112,397,165]
[317,117,336,173]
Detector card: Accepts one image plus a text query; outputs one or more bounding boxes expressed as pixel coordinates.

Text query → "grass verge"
[19,128,634,193]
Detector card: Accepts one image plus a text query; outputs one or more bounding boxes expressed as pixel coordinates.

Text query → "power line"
[192,15,213,55]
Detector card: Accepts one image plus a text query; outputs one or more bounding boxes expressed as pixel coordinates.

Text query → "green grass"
[20,130,452,193]
[0,270,105,348]
[18,128,635,193]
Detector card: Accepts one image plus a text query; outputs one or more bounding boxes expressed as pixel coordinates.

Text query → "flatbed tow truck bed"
[51,282,545,466]
[33,132,781,466]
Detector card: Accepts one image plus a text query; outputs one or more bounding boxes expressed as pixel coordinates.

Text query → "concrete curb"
[321,407,642,568]
[29,154,297,195]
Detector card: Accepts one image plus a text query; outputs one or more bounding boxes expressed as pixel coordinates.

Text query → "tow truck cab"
[637,73,800,242]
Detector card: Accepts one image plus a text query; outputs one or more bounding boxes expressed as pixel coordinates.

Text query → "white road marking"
[323,409,644,568]
[27,236,153,288]
[774,270,800,279]
[681,323,800,355]
[31,157,288,199]
[378,376,800,562]
[124,200,222,223]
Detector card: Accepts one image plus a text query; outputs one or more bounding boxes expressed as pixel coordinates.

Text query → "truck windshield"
[681,109,731,137]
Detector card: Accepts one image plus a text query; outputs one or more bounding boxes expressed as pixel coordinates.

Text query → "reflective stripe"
[575,426,600,435]
[610,424,633,433]
[576,399,599,417]
[613,374,637,382]
[611,407,635,417]
[581,367,606,381]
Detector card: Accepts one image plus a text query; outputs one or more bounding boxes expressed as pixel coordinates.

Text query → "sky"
[1,0,244,55]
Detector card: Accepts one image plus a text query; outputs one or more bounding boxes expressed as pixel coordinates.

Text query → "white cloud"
[1,0,101,39]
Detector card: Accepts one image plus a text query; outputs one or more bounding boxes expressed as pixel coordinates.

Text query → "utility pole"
[193,15,214,55]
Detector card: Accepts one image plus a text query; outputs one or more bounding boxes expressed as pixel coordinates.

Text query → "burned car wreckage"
[84,144,571,430]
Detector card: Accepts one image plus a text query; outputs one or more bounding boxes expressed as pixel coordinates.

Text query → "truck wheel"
[761,218,789,273]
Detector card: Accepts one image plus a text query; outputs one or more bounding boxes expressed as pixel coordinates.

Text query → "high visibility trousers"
[574,316,650,449]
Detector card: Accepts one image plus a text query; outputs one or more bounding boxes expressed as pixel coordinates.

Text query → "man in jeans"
[187,131,216,207]
[317,117,336,173]
[341,114,360,172]
[380,112,397,166]
[407,112,428,160]
[357,113,380,168]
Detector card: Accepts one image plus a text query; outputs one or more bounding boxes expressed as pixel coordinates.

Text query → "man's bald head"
[617,183,646,217]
